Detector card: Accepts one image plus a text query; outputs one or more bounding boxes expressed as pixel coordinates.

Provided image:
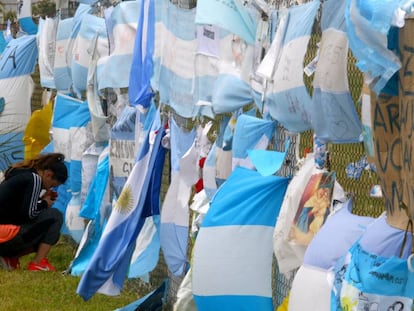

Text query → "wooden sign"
[399,18,414,221]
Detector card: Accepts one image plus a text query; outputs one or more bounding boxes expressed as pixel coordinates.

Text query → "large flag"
[110,104,156,199]
[311,0,362,143]
[265,0,320,133]
[192,166,290,311]
[97,0,140,91]
[0,35,37,170]
[77,108,166,300]
[128,0,155,110]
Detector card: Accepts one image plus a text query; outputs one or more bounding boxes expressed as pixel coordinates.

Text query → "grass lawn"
[0,236,160,311]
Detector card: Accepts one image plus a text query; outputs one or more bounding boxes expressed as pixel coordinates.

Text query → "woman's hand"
[41,189,58,208]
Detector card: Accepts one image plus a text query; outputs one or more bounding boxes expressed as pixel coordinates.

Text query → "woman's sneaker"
[0,256,20,270]
[27,258,56,271]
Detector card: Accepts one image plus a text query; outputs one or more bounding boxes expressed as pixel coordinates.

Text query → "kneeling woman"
[0,153,68,271]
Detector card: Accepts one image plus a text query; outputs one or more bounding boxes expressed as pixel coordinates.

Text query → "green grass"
[0,237,155,311]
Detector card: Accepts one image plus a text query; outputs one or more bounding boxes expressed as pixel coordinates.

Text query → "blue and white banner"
[311,0,362,143]
[70,148,111,276]
[77,108,166,300]
[265,0,320,133]
[110,104,156,199]
[97,0,140,91]
[52,93,93,235]
[17,0,38,35]
[72,13,108,96]
[160,116,196,275]
[54,4,91,91]
[54,18,74,91]
[0,35,37,170]
[339,242,414,311]
[86,21,110,143]
[37,17,58,89]
[192,166,290,311]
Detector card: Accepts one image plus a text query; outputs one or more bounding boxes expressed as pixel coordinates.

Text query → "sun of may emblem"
[115,185,134,214]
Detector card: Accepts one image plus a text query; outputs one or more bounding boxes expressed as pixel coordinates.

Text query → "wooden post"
[370,91,408,229]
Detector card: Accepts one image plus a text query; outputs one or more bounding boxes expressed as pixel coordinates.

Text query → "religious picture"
[289,171,336,245]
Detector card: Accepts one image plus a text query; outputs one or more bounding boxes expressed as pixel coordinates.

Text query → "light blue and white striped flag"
[192,166,290,311]
[77,107,166,300]
[153,0,218,118]
[97,0,140,91]
[265,0,320,133]
[70,148,110,276]
[54,18,74,91]
[0,35,38,170]
[37,17,58,89]
[160,116,196,275]
[311,0,362,143]
[72,13,108,96]
[51,93,92,236]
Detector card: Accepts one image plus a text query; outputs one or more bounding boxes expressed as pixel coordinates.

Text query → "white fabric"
[173,268,197,311]
[288,265,332,311]
[192,225,273,297]
[273,154,315,275]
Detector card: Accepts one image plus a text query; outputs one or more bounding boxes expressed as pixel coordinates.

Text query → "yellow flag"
[23,100,53,160]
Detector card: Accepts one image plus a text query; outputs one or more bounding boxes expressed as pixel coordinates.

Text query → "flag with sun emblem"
[77,106,166,301]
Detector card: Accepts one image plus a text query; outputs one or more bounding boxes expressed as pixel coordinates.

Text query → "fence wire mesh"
[26,0,386,309]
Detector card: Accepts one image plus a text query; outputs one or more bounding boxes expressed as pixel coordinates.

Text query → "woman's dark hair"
[7,153,68,184]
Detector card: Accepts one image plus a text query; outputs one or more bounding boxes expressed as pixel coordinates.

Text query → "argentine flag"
[54,17,74,91]
[77,107,166,300]
[52,93,93,236]
[192,166,290,311]
[97,0,140,91]
[0,35,38,170]
[37,17,58,89]
[153,0,218,119]
[70,148,111,276]
[265,0,320,133]
[160,116,196,275]
[17,0,38,35]
[311,0,362,143]
[72,13,108,97]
